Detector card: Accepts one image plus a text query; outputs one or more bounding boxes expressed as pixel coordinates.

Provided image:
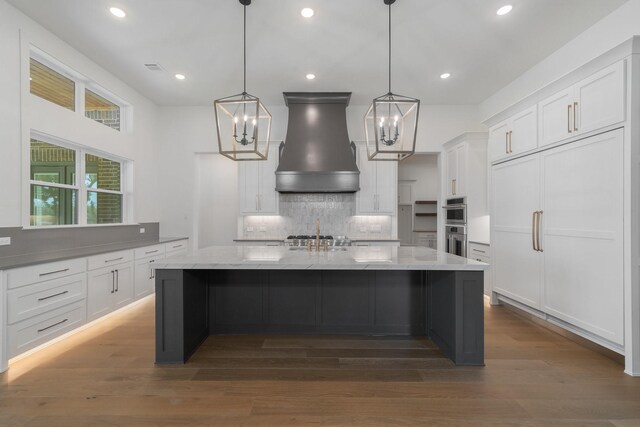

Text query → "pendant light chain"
[243,3,247,94]
[388,2,392,94]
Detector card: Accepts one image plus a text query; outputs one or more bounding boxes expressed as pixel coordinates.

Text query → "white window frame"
[26,132,130,228]
[29,46,129,132]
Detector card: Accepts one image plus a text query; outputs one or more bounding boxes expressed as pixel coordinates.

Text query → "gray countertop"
[155,245,488,271]
[0,237,187,270]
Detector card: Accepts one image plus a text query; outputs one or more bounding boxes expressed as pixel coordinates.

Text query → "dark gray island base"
[155,268,484,366]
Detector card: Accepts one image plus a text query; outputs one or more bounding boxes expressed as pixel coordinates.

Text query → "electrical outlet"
[0,237,11,246]
[246,226,254,232]
[139,227,145,233]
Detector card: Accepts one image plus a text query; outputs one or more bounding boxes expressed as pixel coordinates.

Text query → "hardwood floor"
[2,297,639,426]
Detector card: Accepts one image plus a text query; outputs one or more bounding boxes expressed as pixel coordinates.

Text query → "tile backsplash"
[241,194,392,239]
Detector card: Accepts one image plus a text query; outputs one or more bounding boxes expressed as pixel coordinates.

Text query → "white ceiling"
[8,0,628,106]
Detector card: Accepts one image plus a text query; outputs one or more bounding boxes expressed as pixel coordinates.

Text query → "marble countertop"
[155,245,488,271]
[0,237,187,270]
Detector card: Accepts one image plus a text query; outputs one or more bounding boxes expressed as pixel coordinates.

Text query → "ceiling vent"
[144,63,164,71]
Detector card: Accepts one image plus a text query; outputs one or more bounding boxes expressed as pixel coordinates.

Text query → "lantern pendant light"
[364,0,420,161]
[215,0,272,161]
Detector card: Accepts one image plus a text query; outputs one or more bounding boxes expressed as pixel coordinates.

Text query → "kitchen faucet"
[308,218,328,252]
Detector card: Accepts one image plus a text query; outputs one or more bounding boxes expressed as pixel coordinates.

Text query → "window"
[30,58,75,111]
[85,89,121,131]
[29,137,127,227]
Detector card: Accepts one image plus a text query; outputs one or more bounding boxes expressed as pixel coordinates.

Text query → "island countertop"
[154,245,488,271]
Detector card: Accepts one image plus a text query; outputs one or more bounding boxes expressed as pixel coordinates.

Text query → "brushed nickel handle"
[105,257,124,263]
[38,290,69,301]
[37,318,68,333]
[39,268,70,277]
[172,244,182,249]
[532,211,537,251]
[573,102,578,131]
[537,210,543,252]
[506,131,509,154]
[145,250,159,255]
[509,131,513,153]
[568,105,572,133]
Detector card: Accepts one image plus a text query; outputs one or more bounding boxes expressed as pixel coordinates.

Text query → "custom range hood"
[275,92,360,193]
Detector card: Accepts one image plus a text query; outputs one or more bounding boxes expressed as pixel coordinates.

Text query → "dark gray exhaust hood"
[275,92,360,193]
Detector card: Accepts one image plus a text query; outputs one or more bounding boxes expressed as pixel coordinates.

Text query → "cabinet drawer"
[8,273,86,324]
[134,244,166,260]
[8,300,86,358]
[471,254,490,264]
[469,246,490,257]
[7,258,86,289]
[87,250,133,271]
[165,240,188,255]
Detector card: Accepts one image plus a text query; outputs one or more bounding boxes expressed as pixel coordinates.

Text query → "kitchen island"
[154,245,488,366]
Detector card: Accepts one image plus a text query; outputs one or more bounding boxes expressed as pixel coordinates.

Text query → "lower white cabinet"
[491,129,624,347]
[135,256,162,299]
[468,242,491,296]
[87,259,134,322]
[165,240,189,257]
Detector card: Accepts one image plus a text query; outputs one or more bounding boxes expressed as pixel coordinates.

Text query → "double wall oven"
[443,197,467,257]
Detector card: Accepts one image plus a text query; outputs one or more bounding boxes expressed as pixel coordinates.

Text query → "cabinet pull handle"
[473,249,486,254]
[38,290,69,301]
[505,132,509,154]
[532,211,538,251]
[573,102,578,131]
[39,268,70,277]
[509,131,513,153]
[145,250,158,255]
[115,269,119,292]
[172,244,182,249]
[105,257,124,263]
[536,211,543,252]
[149,260,155,280]
[37,318,68,333]
[567,105,572,133]
[111,270,115,293]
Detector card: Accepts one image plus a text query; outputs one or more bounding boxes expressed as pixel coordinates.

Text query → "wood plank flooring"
[1,297,639,426]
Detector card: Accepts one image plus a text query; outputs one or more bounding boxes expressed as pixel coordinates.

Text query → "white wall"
[0,0,160,227]
[480,0,640,121]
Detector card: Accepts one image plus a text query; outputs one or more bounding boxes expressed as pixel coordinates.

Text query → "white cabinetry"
[492,129,624,347]
[87,251,134,322]
[357,146,397,215]
[134,245,166,299]
[538,61,625,148]
[238,145,279,215]
[488,105,538,163]
[445,144,466,197]
[469,242,491,296]
[165,239,189,257]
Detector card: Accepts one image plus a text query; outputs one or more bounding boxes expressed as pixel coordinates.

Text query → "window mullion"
[78,149,87,226]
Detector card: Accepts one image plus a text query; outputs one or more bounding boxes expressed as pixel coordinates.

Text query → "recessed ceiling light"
[301,8,314,18]
[496,5,513,16]
[306,73,316,80]
[109,7,126,18]
[175,74,186,80]
[440,73,451,80]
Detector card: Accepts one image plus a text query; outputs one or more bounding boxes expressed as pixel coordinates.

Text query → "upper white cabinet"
[238,145,279,215]
[357,146,397,215]
[538,61,625,148]
[445,143,467,198]
[488,105,538,163]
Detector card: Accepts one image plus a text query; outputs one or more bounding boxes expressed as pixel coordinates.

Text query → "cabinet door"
[357,147,377,214]
[491,154,542,309]
[238,161,260,214]
[575,61,625,136]
[538,87,574,148]
[445,146,458,197]
[113,263,134,309]
[87,268,115,321]
[258,146,279,214]
[454,145,467,197]
[510,105,538,156]
[541,129,623,345]
[488,120,510,163]
[134,258,156,299]
[375,160,397,214]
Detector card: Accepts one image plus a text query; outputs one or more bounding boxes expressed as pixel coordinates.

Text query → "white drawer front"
[8,300,86,358]
[134,244,166,260]
[87,250,134,271]
[165,240,188,255]
[8,273,86,324]
[7,258,86,289]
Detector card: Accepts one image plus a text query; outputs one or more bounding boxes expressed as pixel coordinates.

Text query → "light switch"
[0,237,11,246]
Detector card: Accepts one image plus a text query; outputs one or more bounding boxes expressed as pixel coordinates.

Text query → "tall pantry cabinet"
[486,36,640,375]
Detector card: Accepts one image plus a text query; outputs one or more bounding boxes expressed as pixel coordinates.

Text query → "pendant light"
[215,0,272,161]
[364,0,420,161]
